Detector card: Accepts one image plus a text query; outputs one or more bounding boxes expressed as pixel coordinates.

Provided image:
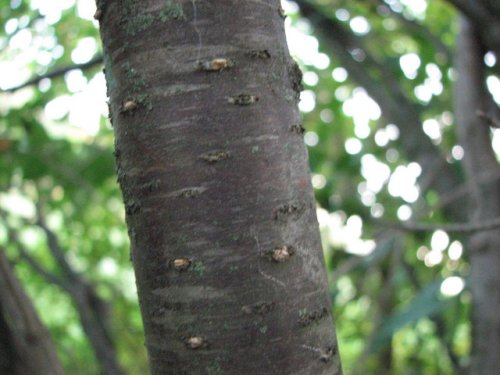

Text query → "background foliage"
[1,0,498,374]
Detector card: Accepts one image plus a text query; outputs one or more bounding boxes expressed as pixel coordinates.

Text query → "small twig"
[423,171,500,215]
[476,110,500,128]
[2,54,103,93]
[377,217,500,233]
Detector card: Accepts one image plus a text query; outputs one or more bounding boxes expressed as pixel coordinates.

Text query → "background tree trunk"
[98,0,341,374]
[0,250,64,375]
[1,210,125,375]
[446,0,500,54]
[454,16,500,375]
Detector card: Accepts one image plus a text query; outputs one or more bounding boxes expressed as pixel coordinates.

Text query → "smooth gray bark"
[454,17,500,375]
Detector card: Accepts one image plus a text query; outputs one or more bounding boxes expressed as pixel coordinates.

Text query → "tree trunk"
[454,16,500,375]
[97,0,341,374]
[446,0,500,54]
[4,213,125,375]
[0,250,64,375]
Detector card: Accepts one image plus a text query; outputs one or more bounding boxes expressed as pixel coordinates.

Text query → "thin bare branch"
[476,110,500,128]
[418,170,500,217]
[0,214,67,289]
[2,55,103,93]
[445,0,500,53]
[377,217,500,233]
[11,236,67,290]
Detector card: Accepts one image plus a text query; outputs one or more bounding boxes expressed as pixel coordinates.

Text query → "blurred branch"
[377,217,500,233]
[446,0,487,19]
[417,170,500,218]
[36,151,96,195]
[295,0,466,221]
[330,254,364,284]
[34,203,77,281]
[330,234,396,284]
[7,229,67,290]
[445,0,500,53]
[1,204,125,375]
[0,208,69,290]
[477,110,500,128]
[296,0,415,115]
[373,0,452,62]
[2,54,103,93]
